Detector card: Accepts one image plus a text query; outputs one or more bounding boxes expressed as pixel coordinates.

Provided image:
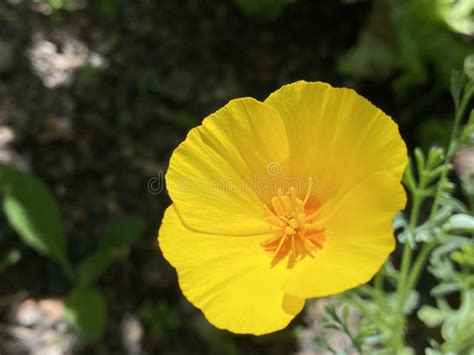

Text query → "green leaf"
[450,70,467,109]
[393,213,408,230]
[342,303,350,322]
[429,259,455,281]
[338,29,397,80]
[47,0,72,10]
[444,214,474,233]
[314,336,330,350]
[48,0,63,9]
[414,147,426,177]
[404,291,420,314]
[430,236,470,264]
[431,282,461,297]
[77,215,145,287]
[450,245,474,267]
[460,174,474,210]
[459,110,474,145]
[77,248,118,288]
[464,54,474,81]
[97,215,145,250]
[426,147,445,170]
[403,159,417,191]
[398,229,416,247]
[418,306,446,328]
[0,249,21,273]
[64,288,107,342]
[323,304,340,322]
[0,164,70,271]
[439,196,468,214]
[321,321,341,330]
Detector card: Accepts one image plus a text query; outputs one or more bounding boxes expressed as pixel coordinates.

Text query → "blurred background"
[0,0,472,354]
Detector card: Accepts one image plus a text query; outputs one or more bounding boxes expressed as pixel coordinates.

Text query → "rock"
[0,126,15,146]
[8,298,77,355]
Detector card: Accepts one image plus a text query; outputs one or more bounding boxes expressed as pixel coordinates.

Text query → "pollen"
[261,185,325,267]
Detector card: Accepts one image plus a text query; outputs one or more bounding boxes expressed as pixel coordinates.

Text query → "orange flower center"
[261,185,325,268]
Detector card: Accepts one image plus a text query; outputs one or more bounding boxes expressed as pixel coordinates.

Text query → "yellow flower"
[158,81,407,335]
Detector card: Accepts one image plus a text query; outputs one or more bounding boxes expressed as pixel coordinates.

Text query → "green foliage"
[459,109,474,147]
[77,216,145,288]
[312,67,474,353]
[233,0,292,20]
[339,29,397,80]
[71,216,144,340]
[451,70,471,110]
[0,163,71,274]
[451,245,474,268]
[65,288,107,342]
[42,0,73,10]
[465,55,474,81]
[0,249,21,273]
[0,163,145,344]
[339,0,472,92]
[418,304,445,328]
[439,0,474,36]
[420,239,474,353]
[444,214,474,234]
[315,303,364,353]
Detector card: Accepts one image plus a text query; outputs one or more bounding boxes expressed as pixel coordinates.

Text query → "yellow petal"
[264,81,407,204]
[283,171,406,298]
[166,97,290,235]
[158,205,304,335]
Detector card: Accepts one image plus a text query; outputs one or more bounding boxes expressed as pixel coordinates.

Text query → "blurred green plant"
[465,54,474,81]
[0,164,72,275]
[438,0,474,37]
[314,303,366,353]
[309,64,474,353]
[40,0,73,10]
[339,0,473,93]
[0,164,145,343]
[0,249,21,273]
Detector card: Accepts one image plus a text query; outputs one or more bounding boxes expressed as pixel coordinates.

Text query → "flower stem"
[404,83,473,300]
[405,241,436,294]
[392,190,423,351]
[393,77,473,351]
[430,84,473,219]
[374,266,384,301]
[397,186,423,307]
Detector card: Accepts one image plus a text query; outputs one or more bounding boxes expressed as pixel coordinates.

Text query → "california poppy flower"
[158,81,407,335]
